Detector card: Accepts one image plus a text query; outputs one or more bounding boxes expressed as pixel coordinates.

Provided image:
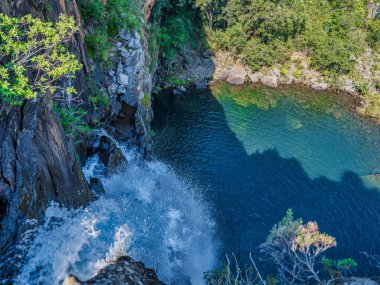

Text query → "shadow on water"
[152,86,380,276]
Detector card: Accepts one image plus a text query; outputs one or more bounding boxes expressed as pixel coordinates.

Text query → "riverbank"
[211,50,380,121]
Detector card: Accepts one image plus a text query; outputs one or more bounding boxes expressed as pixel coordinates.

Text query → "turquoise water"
[152,83,380,274]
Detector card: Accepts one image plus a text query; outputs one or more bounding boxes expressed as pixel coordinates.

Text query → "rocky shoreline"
[211,50,380,119]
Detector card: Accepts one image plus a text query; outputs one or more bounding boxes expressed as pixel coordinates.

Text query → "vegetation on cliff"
[0,13,94,138]
[0,14,81,106]
[150,0,206,60]
[77,0,142,61]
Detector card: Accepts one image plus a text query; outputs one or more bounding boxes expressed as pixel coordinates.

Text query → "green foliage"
[78,0,141,61]
[165,77,192,87]
[280,67,288,76]
[148,27,160,72]
[54,105,91,138]
[324,258,358,278]
[203,255,274,285]
[0,14,81,105]
[293,70,303,79]
[84,28,110,61]
[142,92,150,108]
[158,14,191,59]
[87,76,109,108]
[89,92,109,107]
[368,19,380,50]
[152,0,206,60]
[204,0,374,77]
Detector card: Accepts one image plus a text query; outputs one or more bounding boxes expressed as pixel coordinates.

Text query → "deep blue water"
[152,83,380,275]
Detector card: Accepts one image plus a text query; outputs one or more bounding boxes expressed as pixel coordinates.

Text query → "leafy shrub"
[324,258,358,279]
[89,93,109,107]
[368,19,380,50]
[157,12,191,59]
[280,67,288,76]
[54,105,91,138]
[0,14,81,105]
[84,29,110,61]
[200,0,372,79]
[153,0,206,60]
[261,209,336,284]
[293,70,303,79]
[204,253,268,285]
[141,92,150,108]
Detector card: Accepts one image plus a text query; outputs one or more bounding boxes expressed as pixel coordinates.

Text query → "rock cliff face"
[105,29,154,152]
[0,0,94,253]
[0,0,164,283]
[0,96,94,252]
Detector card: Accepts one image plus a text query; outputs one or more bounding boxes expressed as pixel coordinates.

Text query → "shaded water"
[152,83,380,274]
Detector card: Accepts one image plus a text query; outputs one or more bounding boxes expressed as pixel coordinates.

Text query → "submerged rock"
[63,256,165,285]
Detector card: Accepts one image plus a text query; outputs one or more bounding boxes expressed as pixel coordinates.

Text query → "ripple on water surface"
[152,82,380,274]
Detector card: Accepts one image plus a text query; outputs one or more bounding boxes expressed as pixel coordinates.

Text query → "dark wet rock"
[89,178,105,197]
[202,49,214,58]
[342,277,379,285]
[173,89,182,96]
[160,45,215,86]
[0,95,93,253]
[87,135,127,175]
[63,256,165,285]
[195,83,208,89]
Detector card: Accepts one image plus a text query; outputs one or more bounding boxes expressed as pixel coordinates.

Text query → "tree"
[260,209,337,284]
[195,0,225,29]
[0,14,81,106]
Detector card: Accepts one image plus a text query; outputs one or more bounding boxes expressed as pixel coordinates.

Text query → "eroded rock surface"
[0,96,93,252]
[63,256,165,285]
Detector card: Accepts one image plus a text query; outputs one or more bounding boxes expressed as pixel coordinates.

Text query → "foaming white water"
[15,146,216,285]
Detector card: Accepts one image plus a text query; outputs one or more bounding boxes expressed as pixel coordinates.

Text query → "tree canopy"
[200,0,379,75]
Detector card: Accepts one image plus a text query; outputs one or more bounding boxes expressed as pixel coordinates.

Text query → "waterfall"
[13,133,217,285]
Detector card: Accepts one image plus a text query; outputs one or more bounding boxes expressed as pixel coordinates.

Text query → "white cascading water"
[14,132,217,285]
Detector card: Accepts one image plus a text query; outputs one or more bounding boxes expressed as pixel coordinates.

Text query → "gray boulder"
[247,72,260,83]
[118,73,129,86]
[260,75,278,88]
[226,67,247,85]
[311,82,329,91]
